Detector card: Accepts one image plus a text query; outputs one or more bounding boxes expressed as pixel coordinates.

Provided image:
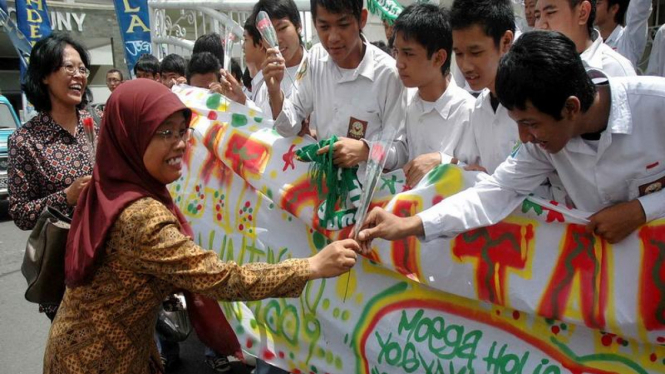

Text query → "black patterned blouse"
[7,111,97,231]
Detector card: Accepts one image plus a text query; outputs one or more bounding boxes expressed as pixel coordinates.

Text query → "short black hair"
[230,58,243,83]
[496,31,596,120]
[394,3,452,76]
[106,68,123,81]
[134,54,160,76]
[193,32,224,65]
[186,52,221,83]
[606,0,628,25]
[253,0,302,30]
[242,67,252,90]
[22,31,91,113]
[244,16,263,46]
[565,0,596,37]
[160,53,186,76]
[311,0,363,22]
[450,0,515,48]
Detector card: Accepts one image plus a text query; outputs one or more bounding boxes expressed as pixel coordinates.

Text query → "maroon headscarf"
[65,79,192,286]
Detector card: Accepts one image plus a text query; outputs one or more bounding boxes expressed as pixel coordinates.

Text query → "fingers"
[316,145,330,155]
[339,238,361,252]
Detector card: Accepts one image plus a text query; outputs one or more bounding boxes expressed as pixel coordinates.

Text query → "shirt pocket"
[628,167,665,200]
[340,101,381,141]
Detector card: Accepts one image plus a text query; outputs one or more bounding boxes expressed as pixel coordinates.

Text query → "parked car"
[0,95,21,206]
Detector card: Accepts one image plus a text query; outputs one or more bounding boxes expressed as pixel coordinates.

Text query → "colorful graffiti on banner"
[170,85,665,374]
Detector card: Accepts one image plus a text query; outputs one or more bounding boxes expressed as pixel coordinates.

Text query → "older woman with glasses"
[7,31,97,320]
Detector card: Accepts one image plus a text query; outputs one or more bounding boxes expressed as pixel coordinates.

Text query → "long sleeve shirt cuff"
[638,191,665,222]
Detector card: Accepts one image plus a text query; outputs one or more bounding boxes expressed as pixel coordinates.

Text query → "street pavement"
[0,202,253,374]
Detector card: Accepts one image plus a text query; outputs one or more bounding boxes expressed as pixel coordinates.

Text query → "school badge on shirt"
[347,117,368,140]
[639,176,665,196]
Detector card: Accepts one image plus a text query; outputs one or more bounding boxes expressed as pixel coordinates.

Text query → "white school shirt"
[647,25,665,77]
[253,47,309,115]
[453,89,520,174]
[603,0,652,67]
[274,40,407,170]
[581,32,636,77]
[250,71,265,103]
[417,75,665,241]
[397,84,475,169]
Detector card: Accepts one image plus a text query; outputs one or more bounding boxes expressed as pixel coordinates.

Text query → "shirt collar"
[320,35,376,82]
[580,30,605,70]
[415,84,460,120]
[605,25,624,46]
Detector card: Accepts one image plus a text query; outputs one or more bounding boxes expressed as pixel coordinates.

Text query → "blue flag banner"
[0,8,32,71]
[113,0,152,79]
[0,0,7,13]
[15,0,52,46]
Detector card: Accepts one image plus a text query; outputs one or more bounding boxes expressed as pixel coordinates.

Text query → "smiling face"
[272,17,303,67]
[508,100,578,154]
[143,111,189,185]
[394,31,445,89]
[314,6,367,69]
[43,44,87,109]
[452,24,511,93]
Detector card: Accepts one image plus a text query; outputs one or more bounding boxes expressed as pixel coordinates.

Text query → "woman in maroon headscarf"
[43,79,360,374]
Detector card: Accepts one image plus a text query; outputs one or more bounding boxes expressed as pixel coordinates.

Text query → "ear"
[155,73,161,81]
[578,1,592,27]
[500,30,514,54]
[609,3,620,18]
[360,9,368,30]
[561,96,581,119]
[433,49,448,70]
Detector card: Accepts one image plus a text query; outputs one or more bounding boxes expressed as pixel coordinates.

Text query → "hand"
[317,137,369,168]
[64,175,92,206]
[403,152,441,187]
[355,207,424,254]
[219,69,247,104]
[463,164,488,173]
[586,200,646,244]
[175,76,187,85]
[308,239,360,279]
[262,48,285,95]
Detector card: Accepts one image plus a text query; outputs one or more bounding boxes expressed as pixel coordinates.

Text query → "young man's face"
[136,70,160,81]
[161,71,183,88]
[106,72,122,92]
[534,0,587,40]
[272,17,302,67]
[243,30,266,67]
[314,6,367,68]
[594,0,616,28]
[508,101,576,154]
[394,31,445,89]
[452,24,510,92]
[189,72,219,89]
[525,0,537,27]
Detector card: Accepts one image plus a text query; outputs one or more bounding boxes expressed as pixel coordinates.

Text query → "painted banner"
[171,85,665,374]
[367,0,404,24]
[113,0,151,79]
[15,0,52,46]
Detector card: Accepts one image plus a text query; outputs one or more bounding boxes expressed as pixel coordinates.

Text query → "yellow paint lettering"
[26,0,44,11]
[126,15,149,33]
[122,0,140,12]
[29,24,42,39]
[26,9,42,23]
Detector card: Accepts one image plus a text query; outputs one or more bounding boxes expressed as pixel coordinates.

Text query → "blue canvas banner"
[15,0,52,46]
[0,0,8,13]
[113,0,152,79]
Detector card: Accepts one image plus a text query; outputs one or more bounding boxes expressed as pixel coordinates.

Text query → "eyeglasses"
[154,128,194,145]
[61,63,90,78]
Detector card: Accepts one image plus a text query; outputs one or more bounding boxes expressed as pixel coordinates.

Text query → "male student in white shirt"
[534,0,636,77]
[356,31,665,248]
[262,0,407,170]
[390,3,475,187]
[594,0,651,67]
[450,0,520,175]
